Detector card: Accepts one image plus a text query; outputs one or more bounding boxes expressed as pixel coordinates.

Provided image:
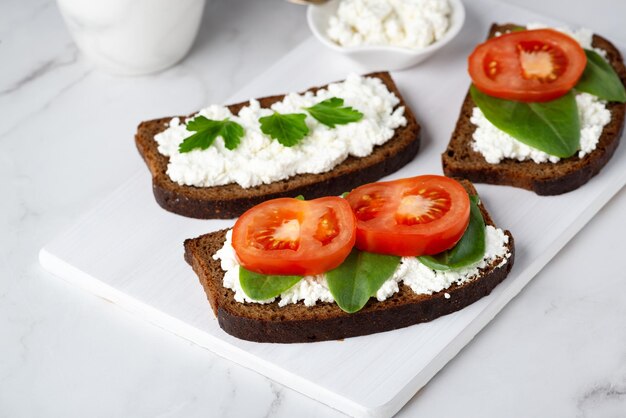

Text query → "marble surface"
[1,0,625,417]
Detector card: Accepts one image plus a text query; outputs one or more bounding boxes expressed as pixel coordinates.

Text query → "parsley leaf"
[259,112,309,147]
[179,116,244,153]
[305,97,363,128]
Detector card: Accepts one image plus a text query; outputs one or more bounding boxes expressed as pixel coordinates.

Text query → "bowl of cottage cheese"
[307,0,465,70]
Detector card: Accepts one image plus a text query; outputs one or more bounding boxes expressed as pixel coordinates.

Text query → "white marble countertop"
[2,0,625,416]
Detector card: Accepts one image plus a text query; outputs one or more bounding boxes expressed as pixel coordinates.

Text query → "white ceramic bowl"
[57,0,207,76]
[307,0,465,71]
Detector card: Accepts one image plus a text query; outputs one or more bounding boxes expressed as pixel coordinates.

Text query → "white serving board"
[40,1,626,417]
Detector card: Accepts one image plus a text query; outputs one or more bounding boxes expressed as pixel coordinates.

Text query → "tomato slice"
[345,176,470,257]
[232,197,356,276]
[469,29,587,102]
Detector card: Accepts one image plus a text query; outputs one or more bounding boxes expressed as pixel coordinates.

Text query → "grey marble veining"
[2,0,626,417]
[578,379,626,418]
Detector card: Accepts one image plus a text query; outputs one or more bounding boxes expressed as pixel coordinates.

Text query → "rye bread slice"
[135,72,420,218]
[442,24,626,195]
[183,179,515,343]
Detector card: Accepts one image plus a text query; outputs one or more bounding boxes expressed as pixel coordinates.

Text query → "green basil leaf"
[305,97,363,128]
[179,116,244,152]
[239,267,302,301]
[259,112,309,147]
[418,195,486,270]
[576,49,626,102]
[470,85,580,158]
[326,249,400,313]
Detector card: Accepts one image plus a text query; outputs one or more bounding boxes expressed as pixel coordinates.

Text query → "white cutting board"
[39,1,626,417]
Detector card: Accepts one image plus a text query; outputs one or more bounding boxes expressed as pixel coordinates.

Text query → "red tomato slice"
[345,176,470,257]
[232,197,356,276]
[469,29,587,102]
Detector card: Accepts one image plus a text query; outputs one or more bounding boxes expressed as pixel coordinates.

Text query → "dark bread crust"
[183,180,515,343]
[442,24,626,195]
[136,72,420,218]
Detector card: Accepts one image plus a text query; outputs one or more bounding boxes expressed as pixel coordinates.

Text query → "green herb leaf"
[259,112,309,146]
[576,49,626,102]
[418,195,486,271]
[305,97,364,128]
[239,267,302,301]
[294,195,305,200]
[179,116,244,153]
[326,249,400,313]
[340,192,349,198]
[470,85,580,158]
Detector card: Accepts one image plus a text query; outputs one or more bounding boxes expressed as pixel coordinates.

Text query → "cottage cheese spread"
[327,0,451,49]
[154,75,407,188]
[472,25,612,164]
[213,226,511,307]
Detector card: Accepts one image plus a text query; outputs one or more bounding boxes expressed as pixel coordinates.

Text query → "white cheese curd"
[327,0,450,49]
[213,226,511,307]
[577,93,612,158]
[155,74,407,188]
[390,226,509,297]
[471,93,611,164]
[214,230,275,304]
[276,276,334,307]
[471,24,612,164]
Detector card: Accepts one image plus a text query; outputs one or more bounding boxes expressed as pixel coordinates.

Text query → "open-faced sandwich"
[136,72,420,218]
[443,23,626,195]
[184,175,515,343]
